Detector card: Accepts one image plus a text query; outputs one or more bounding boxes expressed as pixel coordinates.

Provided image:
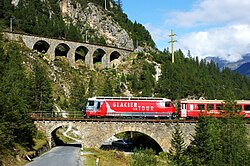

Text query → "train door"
[97,101,101,110]
[180,103,187,118]
[95,100,106,116]
[91,100,103,110]
[190,104,194,110]
[94,100,103,112]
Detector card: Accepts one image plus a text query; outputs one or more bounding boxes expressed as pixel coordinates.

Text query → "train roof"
[180,99,250,104]
[88,96,171,101]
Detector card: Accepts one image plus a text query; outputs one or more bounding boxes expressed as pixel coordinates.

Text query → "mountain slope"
[2,0,155,51]
[234,62,250,78]
[206,54,250,78]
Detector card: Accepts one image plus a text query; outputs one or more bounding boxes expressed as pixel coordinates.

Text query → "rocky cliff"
[59,0,134,50]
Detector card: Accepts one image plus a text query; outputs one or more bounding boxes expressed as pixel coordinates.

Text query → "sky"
[122,0,250,62]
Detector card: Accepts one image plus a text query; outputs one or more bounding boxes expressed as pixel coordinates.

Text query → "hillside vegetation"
[153,50,250,99]
[0,33,41,165]
[0,0,155,49]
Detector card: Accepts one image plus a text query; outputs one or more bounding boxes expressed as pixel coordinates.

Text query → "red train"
[84,97,250,119]
[179,99,250,118]
[84,96,176,118]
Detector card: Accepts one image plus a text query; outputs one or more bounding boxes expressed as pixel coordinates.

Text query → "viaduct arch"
[34,121,196,152]
[4,32,132,69]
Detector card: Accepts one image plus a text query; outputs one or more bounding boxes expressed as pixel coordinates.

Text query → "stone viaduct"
[4,32,133,69]
[34,120,196,152]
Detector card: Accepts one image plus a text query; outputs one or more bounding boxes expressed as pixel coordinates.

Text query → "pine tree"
[69,77,86,116]
[0,42,36,151]
[66,23,82,42]
[0,0,14,26]
[87,77,95,97]
[116,0,123,9]
[102,77,113,96]
[29,61,53,112]
[187,100,250,166]
[187,116,221,165]
[168,124,191,166]
[218,100,250,165]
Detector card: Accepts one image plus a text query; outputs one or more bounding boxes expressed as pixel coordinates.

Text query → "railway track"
[32,117,198,123]
[32,117,250,124]
[31,112,250,123]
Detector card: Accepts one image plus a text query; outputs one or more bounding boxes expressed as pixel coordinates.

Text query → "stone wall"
[34,121,196,152]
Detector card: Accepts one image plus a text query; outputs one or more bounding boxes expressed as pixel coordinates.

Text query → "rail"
[31,111,198,123]
[31,111,250,124]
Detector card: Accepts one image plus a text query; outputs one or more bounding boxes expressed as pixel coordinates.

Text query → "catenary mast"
[169,30,177,63]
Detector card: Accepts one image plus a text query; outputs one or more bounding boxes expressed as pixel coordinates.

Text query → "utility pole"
[85,30,88,43]
[10,18,13,32]
[169,30,177,63]
[105,0,107,10]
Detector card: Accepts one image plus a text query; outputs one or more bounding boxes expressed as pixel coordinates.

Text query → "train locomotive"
[84,96,176,118]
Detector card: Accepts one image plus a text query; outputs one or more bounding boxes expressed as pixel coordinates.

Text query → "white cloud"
[166,0,250,27]
[160,0,250,62]
[178,25,250,62]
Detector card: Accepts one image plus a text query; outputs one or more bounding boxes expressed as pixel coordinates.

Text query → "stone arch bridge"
[34,120,196,152]
[4,32,133,69]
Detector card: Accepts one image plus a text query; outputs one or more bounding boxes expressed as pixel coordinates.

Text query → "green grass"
[56,129,75,144]
[82,148,129,166]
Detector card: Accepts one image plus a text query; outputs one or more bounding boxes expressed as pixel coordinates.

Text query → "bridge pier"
[104,50,112,68]
[47,135,53,148]
[47,44,56,61]
[67,46,76,66]
[85,48,95,69]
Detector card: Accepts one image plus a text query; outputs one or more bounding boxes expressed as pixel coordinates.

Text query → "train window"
[216,104,223,110]
[244,105,250,110]
[165,102,170,107]
[198,104,205,110]
[182,104,186,109]
[207,104,214,110]
[88,101,94,106]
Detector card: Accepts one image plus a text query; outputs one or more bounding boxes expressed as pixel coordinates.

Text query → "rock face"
[59,0,134,50]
